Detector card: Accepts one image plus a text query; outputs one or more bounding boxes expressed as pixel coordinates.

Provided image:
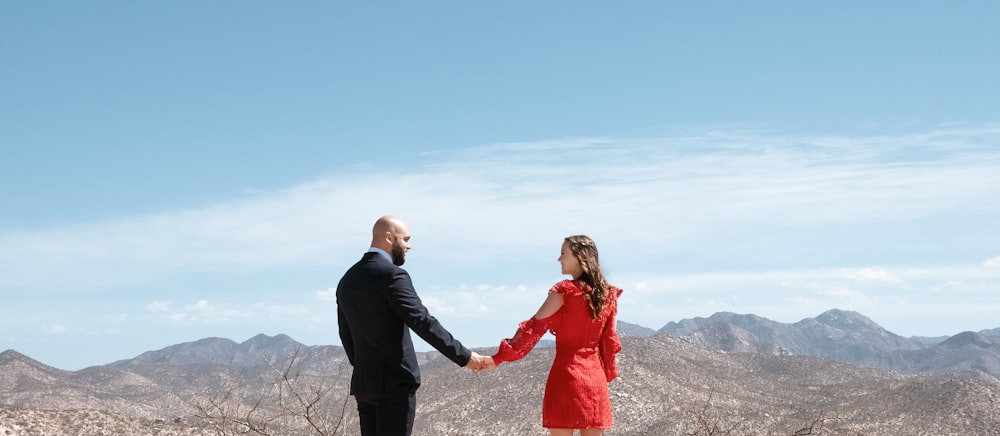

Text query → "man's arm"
[385,269,472,366]
[337,304,355,366]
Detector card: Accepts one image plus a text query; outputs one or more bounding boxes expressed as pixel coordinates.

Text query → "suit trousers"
[355,389,417,436]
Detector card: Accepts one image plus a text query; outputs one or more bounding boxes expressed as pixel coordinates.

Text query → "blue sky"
[2,2,999,371]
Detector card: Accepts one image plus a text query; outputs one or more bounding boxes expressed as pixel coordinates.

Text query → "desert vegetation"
[3,313,1000,435]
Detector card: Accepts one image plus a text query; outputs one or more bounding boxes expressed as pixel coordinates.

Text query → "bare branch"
[191,345,353,436]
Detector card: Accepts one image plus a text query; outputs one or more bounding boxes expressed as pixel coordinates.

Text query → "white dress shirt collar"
[367,247,392,263]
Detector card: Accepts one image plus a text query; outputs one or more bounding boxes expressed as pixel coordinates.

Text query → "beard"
[391,240,406,266]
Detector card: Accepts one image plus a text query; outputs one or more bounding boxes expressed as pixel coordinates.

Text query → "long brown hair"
[565,235,608,319]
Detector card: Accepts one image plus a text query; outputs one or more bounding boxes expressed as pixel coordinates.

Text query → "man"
[336,215,490,436]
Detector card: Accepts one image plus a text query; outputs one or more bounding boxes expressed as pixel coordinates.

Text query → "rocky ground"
[3,334,1000,435]
[0,407,212,436]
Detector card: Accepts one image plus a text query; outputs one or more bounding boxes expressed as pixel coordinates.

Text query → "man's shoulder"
[344,253,407,277]
[365,252,404,272]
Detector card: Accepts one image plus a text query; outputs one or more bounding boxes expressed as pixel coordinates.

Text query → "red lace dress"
[492,280,622,429]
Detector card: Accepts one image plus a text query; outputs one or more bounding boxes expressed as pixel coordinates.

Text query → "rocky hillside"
[616,320,657,338]
[662,308,1000,380]
[660,309,926,359]
[3,330,1000,435]
[419,335,1000,435]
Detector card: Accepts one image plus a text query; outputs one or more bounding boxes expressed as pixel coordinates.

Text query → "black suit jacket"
[336,251,472,396]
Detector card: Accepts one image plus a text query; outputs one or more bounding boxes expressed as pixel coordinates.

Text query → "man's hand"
[467,352,497,373]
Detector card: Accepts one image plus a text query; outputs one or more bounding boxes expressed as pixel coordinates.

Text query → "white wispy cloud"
[313,288,336,302]
[44,324,68,334]
[984,256,1000,268]
[838,267,903,284]
[145,301,172,312]
[612,263,1000,332]
[146,299,313,325]
[105,259,1000,345]
[1,123,998,295]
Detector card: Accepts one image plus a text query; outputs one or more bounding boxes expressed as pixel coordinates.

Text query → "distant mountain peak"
[0,349,54,368]
[817,308,868,322]
[0,349,68,387]
[660,311,783,337]
[811,309,885,332]
[940,331,998,349]
[1,349,35,364]
[685,322,785,354]
[243,333,296,346]
[617,320,657,338]
[240,333,304,355]
[1,349,23,358]
[818,308,859,317]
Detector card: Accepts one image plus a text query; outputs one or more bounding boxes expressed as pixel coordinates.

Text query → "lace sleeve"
[491,315,557,365]
[599,288,623,382]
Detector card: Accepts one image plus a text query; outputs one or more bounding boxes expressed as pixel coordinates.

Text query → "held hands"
[467,352,497,373]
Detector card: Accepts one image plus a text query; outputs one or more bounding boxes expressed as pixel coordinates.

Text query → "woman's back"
[551,279,618,348]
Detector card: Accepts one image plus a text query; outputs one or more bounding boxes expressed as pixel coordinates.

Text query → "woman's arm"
[533,291,564,319]
[491,291,564,365]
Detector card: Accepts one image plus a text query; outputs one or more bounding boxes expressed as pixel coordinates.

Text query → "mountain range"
[2,308,1000,435]
[657,308,1000,381]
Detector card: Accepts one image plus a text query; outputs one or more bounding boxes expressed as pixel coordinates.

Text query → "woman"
[491,235,623,436]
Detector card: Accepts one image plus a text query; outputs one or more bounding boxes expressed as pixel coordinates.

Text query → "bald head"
[371,215,406,245]
[371,215,411,265]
